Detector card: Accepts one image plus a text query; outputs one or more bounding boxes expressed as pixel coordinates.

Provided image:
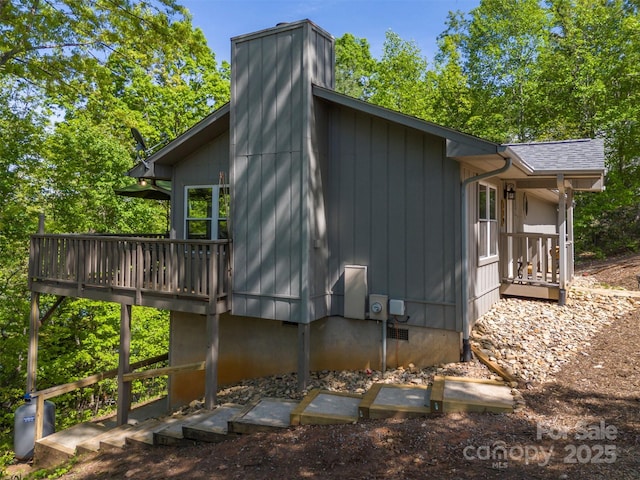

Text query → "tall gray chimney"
[230,20,334,324]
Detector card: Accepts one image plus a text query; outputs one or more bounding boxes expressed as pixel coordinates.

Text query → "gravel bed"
[211,359,492,407]
[182,277,637,412]
[471,276,637,386]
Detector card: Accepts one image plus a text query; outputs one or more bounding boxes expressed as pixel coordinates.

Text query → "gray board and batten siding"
[320,103,462,332]
[230,20,334,323]
[229,19,463,331]
[172,132,230,239]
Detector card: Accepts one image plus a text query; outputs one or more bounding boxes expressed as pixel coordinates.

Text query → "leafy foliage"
[368,31,431,118]
[335,33,375,100]
[0,0,228,463]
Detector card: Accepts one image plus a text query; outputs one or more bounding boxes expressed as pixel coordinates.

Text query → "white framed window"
[478,183,498,260]
[185,185,229,240]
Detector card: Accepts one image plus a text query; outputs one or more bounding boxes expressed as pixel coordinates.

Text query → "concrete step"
[181,404,243,443]
[291,390,362,425]
[229,398,299,434]
[153,411,209,446]
[34,422,109,469]
[359,383,431,419]
[439,376,515,413]
[126,419,167,447]
[99,418,161,451]
[31,377,515,470]
[76,423,134,455]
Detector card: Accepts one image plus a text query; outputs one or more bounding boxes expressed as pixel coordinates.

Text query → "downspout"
[461,154,512,362]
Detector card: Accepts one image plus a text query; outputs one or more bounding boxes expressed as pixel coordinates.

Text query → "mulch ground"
[12,255,640,479]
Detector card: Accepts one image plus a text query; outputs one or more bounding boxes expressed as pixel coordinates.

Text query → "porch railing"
[29,234,232,312]
[501,233,561,286]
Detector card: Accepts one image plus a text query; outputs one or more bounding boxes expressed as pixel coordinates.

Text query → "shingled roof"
[506,138,605,175]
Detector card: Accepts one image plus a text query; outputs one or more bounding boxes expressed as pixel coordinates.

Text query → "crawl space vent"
[387,326,409,341]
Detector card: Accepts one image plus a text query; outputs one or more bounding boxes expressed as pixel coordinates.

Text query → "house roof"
[502,139,605,192]
[128,85,605,194]
[505,138,605,175]
[128,103,230,179]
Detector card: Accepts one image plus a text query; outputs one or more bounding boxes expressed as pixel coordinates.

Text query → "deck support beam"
[117,304,132,426]
[27,292,40,394]
[297,323,310,391]
[204,311,219,409]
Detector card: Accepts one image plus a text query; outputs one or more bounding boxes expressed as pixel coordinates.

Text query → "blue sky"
[179,0,480,64]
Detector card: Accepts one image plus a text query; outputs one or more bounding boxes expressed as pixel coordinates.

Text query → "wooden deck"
[29,234,232,314]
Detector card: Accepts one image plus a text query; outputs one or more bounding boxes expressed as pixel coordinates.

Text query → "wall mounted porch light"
[504,183,516,200]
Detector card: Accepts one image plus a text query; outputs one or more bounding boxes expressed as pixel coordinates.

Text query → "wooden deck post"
[567,188,575,282]
[27,292,40,394]
[34,394,45,441]
[297,323,310,391]
[557,175,567,305]
[117,304,132,425]
[205,245,219,410]
[204,311,219,409]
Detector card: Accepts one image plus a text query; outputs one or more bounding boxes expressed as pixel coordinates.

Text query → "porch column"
[567,188,575,282]
[297,323,310,391]
[204,311,219,409]
[117,304,132,426]
[26,292,40,394]
[557,175,567,305]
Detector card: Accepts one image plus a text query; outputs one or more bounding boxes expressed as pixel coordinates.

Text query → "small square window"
[185,185,230,240]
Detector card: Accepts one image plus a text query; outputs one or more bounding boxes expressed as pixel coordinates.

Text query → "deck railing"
[29,234,231,312]
[501,233,561,286]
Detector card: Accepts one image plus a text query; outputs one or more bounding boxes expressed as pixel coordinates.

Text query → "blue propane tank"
[14,395,55,460]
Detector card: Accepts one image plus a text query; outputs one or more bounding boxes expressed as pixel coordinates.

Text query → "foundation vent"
[387,326,409,341]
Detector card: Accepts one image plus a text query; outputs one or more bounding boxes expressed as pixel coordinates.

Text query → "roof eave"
[312,84,504,157]
[128,103,231,179]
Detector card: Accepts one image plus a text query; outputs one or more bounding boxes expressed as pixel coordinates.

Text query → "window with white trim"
[478,183,498,259]
[185,185,229,240]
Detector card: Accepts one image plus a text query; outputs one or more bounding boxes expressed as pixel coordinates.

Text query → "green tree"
[335,33,375,100]
[442,0,549,142]
[429,23,472,131]
[368,31,432,119]
[1,0,182,98]
[542,0,640,254]
[0,0,230,461]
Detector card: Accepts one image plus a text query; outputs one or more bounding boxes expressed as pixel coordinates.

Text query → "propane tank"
[14,394,55,460]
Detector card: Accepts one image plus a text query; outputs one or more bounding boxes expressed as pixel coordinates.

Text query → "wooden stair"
[33,377,515,469]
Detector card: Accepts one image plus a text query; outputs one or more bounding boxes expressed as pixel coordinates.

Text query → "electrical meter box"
[368,294,388,320]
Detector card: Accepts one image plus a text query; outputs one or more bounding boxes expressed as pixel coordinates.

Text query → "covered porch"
[499,169,598,303]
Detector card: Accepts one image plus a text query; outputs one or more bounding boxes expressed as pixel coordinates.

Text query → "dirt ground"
[14,255,640,479]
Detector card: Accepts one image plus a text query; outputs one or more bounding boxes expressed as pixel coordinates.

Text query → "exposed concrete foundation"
[168,312,460,408]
